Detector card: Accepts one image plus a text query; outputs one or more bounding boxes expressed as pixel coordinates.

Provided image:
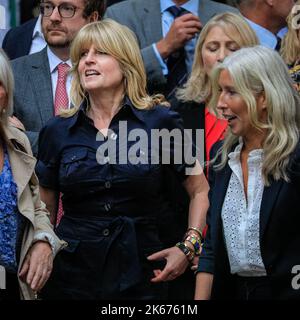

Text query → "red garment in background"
[202,107,227,239]
[205,107,227,163]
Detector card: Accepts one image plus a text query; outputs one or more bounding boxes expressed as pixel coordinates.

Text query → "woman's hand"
[190,255,199,272]
[19,241,53,292]
[147,246,189,282]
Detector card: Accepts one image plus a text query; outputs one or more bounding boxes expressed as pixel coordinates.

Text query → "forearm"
[39,186,59,226]
[184,165,210,233]
[188,188,209,232]
[195,272,213,300]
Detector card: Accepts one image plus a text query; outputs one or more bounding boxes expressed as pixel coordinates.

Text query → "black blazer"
[2,18,37,60]
[198,141,300,299]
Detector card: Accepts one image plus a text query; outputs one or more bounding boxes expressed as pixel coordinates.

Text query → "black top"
[36,97,195,219]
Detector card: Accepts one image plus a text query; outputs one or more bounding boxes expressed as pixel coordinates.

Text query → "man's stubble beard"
[44,32,72,49]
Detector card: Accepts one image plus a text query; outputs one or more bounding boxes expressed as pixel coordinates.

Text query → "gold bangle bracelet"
[186,227,203,241]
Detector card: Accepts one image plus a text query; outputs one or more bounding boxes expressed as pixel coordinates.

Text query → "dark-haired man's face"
[41,0,98,48]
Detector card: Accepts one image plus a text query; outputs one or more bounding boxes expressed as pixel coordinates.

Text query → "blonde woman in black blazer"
[195,46,300,300]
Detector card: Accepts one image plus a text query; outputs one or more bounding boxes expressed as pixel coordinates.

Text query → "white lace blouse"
[221,141,267,276]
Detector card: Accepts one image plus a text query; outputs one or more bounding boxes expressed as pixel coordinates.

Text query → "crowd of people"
[0,0,300,301]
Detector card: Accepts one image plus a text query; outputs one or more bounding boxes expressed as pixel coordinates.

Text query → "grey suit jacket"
[11,47,54,156]
[105,0,237,94]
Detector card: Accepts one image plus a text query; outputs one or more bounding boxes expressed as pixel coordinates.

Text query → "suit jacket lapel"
[23,18,38,55]
[142,0,163,44]
[28,47,54,126]
[260,179,283,242]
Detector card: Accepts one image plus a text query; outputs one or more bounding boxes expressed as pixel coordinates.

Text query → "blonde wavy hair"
[63,19,167,117]
[177,12,258,103]
[281,0,300,65]
[0,49,14,120]
[209,46,300,186]
[0,49,14,145]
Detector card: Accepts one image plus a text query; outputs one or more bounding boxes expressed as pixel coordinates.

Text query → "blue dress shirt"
[153,0,199,75]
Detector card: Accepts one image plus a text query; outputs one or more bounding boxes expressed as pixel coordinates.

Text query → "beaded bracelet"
[184,235,202,256]
[176,242,195,263]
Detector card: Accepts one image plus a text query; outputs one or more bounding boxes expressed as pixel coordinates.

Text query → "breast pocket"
[60,149,88,182]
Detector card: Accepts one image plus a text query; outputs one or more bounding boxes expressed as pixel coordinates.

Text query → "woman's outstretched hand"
[147,246,189,282]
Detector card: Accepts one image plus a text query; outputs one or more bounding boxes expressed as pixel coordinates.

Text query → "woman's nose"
[217,92,227,111]
[85,51,95,64]
[217,47,226,63]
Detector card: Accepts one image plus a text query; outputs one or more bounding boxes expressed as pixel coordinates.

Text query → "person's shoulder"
[203,0,238,13]
[47,114,74,127]
[144,104,168,116]
[107,0,140,11]
[5,125,33,153]
[40,115,73,137]
[6,124,27,141]
[145,104,183,129]
[3,18,37,45]
[105,0,145,19]
[11,47,45,66]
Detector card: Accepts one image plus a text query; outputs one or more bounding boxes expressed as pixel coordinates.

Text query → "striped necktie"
[165,6,188,99]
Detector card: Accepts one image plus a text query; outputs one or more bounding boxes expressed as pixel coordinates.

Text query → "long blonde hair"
[64,19,167,116]
[0,49,14,144]
[209,46,300,186]
[0,49,14,120]
[281,1,300,65]
[177,12,258,103]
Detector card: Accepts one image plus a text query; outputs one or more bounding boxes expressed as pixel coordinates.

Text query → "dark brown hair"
[82,0,107,19]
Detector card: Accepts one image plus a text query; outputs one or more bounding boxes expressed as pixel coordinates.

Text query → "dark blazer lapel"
[28,47,54,126]
[22,18,38,55]
[142,0,163,44]
[260,179,283,242]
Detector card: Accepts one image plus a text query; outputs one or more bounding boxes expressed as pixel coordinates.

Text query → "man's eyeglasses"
[40,2,82,18]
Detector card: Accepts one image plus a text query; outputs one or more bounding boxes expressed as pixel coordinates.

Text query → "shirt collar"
[277,27,288,39]
[228,137,263,162]
[245,18,279,49]
[47,46,72,73]
[67,96,146,130]
[160,0,199,16]
[32,15,44,40]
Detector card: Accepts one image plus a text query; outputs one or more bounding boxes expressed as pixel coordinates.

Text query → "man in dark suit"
[2,17,42,59]
[10,0,106,155]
